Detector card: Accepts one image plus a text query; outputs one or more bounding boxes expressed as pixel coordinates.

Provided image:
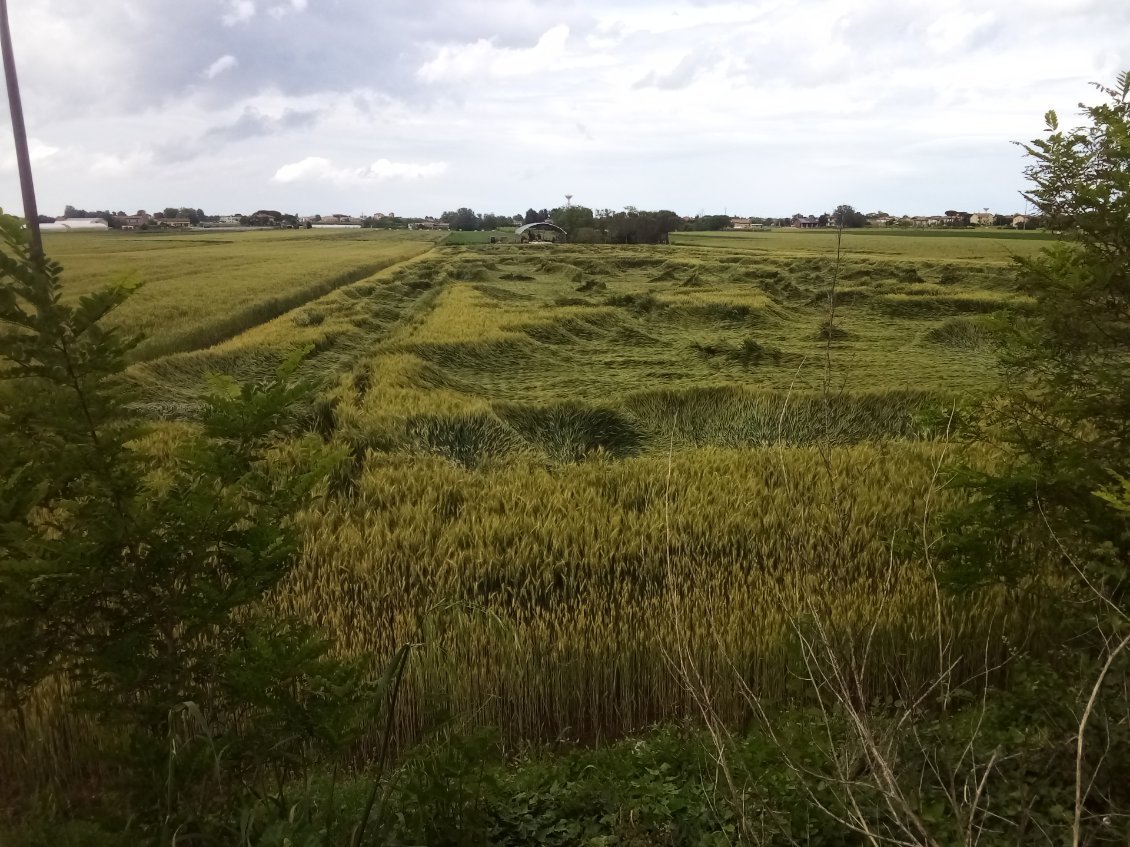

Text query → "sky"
[1,0,1128,219]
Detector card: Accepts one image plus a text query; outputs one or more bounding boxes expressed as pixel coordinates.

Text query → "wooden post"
[0,0,43,262]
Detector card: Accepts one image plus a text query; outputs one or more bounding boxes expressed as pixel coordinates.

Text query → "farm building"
[515,222,567,242]
[41,218,109,232]
[112,212,150,230]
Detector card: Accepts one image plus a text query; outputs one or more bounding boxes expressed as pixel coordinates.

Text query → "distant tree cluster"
[236,210,298,227]
[361,215,406,229]
[687,214,732,231]
[438,208,517,231]
[515,205,719,244]
[831,204,868,228]
[158,206,206,224]
[550,205,595,238]
[601,209,682,244]
[61,205,120,227]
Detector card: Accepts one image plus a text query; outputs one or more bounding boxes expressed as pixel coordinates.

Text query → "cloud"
[272,157,449,184]
[1,139,60,172]
[222,1,255,26]
[203,55,239,79]
[3,0,1129,217]
[925,11,999,53]
[269,0,307,19]
[205,107,322,143]
[90,150,153,177]
[634,47,719,90]
[417,24,571,82]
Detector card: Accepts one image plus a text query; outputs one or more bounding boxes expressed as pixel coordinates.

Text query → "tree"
[523,208,539,225]
[831,204,866,227]
[600,209,680,244]
[0,212,392,838]
[456,207,479,230]
[552,205,594,237]
[448,207,479,231]
[688,214,730,231]
[943,72,1130,596]
[929,70,1130,845]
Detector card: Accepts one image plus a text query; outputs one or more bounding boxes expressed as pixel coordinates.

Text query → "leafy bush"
[0,214,391,842]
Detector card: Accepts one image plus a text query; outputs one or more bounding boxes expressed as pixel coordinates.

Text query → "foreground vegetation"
[2,75,1129,845]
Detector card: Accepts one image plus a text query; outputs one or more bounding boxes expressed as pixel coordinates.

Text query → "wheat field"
[6,228,1050,784]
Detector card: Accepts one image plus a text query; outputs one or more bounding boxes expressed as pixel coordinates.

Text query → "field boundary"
[134,245,437,361]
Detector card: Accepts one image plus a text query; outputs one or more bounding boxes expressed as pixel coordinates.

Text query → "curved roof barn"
[514,222,567,239]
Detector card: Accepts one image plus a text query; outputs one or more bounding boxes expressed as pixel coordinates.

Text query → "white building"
[41,218,110,232]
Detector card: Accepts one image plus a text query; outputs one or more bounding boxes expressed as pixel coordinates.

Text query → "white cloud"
[418,24,571,82]
[269,0,308,20]
[4,1,1130,217]
[222,1,256,26]
[203,55,239,79]
[30,139,60,164]
[272,156,449,184]
[90,150,153,177]
[366,158,449,179]
[1,139,60,172]
[925,10,998,53]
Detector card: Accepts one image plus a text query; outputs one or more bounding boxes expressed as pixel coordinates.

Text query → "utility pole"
[1,0,43,262]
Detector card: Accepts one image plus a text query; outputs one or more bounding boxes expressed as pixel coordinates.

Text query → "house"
[1012,214,1030,228]
[218,214,240,225]
[729,217,753,230]
[792,216,819,229]
[112,212,150,230]
[162,218,193,228]
[968,212,995,226]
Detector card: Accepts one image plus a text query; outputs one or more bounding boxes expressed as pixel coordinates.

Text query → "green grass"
[46,228,441,359]
[5,228,1052,789]
[443,230,515,245]
[669,227,1057,262]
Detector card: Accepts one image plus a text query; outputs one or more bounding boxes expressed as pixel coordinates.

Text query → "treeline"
[52,205,304,228]
[551,207,711,244]
[431,206,731,242]
[438,208,518,231]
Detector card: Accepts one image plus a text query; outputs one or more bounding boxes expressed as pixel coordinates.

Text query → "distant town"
[37,204,1041,234]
